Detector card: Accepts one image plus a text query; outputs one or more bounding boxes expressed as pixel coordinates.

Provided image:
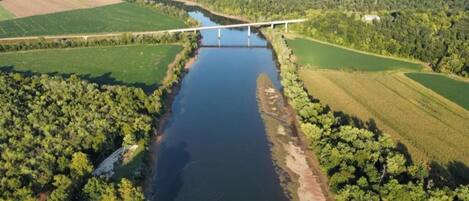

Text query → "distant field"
[406,73,469,110]
[0,2,186,38]
[0,5,14,21]
[299,69,469,183]
[287,37,422,71]
[0,44,182,89]
[0,0,121,18]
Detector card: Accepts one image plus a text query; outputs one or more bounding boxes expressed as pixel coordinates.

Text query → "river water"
[151,7,289,201]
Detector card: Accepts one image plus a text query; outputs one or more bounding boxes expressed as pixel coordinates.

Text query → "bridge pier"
[218,28,221,38]
[285,23,288,33]
[248,26,251,37]
[271,23,274,29]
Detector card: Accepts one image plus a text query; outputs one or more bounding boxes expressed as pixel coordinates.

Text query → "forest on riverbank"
[184,0,469,77]
[0,0,199,200]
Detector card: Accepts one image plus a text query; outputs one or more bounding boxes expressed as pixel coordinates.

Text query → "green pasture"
[0,5,14,21]
[287,38,422,71]
[0,2,185,38]
[406,73,469,110]
[0,44,182,90]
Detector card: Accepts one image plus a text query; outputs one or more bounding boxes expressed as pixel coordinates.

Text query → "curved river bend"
[151,8,289,201]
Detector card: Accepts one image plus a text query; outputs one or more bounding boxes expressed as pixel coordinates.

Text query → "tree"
[117,179,145,201]
[70,152,93,178]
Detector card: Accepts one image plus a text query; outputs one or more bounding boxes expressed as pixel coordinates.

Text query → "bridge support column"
[285,23,288,33]
[218,28,221,38]
[248,26,251,37]
[271,23,274,29]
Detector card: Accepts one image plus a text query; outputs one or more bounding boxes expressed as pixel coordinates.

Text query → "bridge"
[0,19,306,43]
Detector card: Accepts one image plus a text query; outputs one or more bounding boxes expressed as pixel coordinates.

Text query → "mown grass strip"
[287,37,422,71]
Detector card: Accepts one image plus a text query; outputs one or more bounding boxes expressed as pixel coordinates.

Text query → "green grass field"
[287,37,422,71]
[0,5,14,21]
[300,69,469,184]
[0,2,186,38]
[406,73,469,110]
[0,44,182,89]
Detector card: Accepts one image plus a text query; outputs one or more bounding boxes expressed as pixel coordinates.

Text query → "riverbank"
[256,73,332,201]
[143,35,200,198]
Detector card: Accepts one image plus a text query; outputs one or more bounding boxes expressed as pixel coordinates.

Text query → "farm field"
[0,2,186,38]
[0,0,121,18]
[299,69,469,184]
[0,44,182,90]
[286,37,423,71]
[406,72,469,110]
[0,4,14,21]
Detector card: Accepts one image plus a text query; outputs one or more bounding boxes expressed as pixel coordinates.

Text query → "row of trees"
[265,29,469,200]
[0,32,189,52]
[186,0,469,76]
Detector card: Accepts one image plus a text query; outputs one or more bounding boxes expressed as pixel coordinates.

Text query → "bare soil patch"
[0,0,122,18]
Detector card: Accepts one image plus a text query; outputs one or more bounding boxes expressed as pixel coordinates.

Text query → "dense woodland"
[187,0,469,76]
[0,72,153,200]
[265,29,469,201]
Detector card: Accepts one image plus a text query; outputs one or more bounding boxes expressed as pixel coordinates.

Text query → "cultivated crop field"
[299,69,469,183]
[0,44,182,89]
[0,2,186,38]
[407,72,469,110]
[0,0,121,18]
[0,5,14,21]
[287,37,423,71]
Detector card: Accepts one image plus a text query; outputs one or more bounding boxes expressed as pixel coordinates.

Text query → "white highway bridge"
[0,19,306,42]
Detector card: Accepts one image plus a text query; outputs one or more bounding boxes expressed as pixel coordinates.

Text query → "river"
[150,6,289,201]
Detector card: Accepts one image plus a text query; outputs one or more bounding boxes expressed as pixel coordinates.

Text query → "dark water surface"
[151,9,288,201]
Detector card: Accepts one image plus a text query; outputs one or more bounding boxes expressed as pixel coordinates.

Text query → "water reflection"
[151,7,287,201]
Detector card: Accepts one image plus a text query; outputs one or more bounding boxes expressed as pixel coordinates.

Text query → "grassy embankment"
[0,2,185,38]
[0,5,14,21]
[0,44,182,90]
[288,36,469,184]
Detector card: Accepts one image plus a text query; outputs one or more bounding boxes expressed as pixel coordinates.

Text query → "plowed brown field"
[0,0,121,18]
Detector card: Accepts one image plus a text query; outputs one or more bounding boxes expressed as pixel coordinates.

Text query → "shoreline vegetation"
[263,29,469,199]
[0,0,200,199]
[256,73,332,201]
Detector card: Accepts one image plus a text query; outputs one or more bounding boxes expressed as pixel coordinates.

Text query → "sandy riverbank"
[256,73,332,201]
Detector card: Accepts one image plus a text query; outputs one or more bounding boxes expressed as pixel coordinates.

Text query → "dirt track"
[0,0,122,18]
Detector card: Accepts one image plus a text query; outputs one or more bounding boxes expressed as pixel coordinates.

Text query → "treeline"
[0,32,190,52]
[185,0,469,76]
[264,29,469,200]
[296,10,469,76]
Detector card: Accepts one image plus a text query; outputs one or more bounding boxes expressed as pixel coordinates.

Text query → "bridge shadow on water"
[0,66,160,93]
[152,141,191,201]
